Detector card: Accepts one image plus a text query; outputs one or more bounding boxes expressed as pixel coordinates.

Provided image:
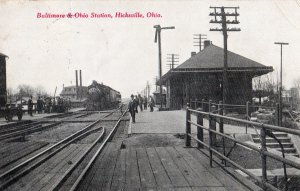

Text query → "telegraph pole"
[209,6,240,111]
[166,54,179,70]
[274,42,289,126]
[193,34,207,52]
[154,25,175,110]
[146,81,150,99]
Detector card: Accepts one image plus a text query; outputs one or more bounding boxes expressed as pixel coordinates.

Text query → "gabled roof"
[159,44,273,85]
[176,44,271,70]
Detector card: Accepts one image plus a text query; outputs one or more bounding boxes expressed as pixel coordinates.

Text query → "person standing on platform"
[149,96,155,112]
[134,95,139,113]
[37,97,42,114]
[138,94,143,112]
[28,96,33,116]
[144,96,147,110]
[128,94,136,123]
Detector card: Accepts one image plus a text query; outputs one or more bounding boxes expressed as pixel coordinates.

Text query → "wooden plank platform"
[79,146,253,190]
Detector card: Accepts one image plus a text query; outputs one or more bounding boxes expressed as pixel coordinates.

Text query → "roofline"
[158,67,273,85]
[173,66,273,72]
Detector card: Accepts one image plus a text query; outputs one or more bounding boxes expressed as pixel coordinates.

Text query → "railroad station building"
[159,41,273,110]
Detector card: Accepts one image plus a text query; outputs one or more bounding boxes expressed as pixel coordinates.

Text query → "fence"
[190,99,281,128]
[185,104,300,191]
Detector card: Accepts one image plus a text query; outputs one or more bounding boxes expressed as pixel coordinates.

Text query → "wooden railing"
[185,104,300,191]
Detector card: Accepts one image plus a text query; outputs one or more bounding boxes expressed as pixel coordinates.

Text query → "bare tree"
[35,85,49,98]
[252,73,277,104]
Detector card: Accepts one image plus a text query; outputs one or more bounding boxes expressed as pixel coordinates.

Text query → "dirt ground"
[123,133,186,148]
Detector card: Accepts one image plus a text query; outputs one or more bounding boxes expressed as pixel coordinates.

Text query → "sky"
[1,0,300,98]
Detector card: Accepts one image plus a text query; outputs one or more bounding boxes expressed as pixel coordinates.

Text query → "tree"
[35,85,49,98]
[252,73,277,105]
[17,84,35,98]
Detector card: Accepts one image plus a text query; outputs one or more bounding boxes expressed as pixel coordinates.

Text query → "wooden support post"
[202,99,205,111]
[209,113,214,167]
[197,108,203,148]
[211,105,217,144]
[246,101,250,134]
[186,103,191,147]
[275,103,280,126]
[209,100,212,112]
[260,127,268,190]
[218,101,223,134]
[195,98,198,109]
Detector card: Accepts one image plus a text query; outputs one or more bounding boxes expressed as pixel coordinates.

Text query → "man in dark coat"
[128,94,136,123]
[28,96,33,116]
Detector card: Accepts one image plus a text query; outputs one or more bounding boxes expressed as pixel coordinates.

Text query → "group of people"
[128,94,155,123]
[26,96,71,116]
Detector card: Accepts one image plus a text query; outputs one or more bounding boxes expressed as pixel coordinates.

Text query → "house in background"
[60,86,88,101]
[159,41,273,110]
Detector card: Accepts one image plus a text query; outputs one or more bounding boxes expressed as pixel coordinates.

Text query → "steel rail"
[0,122,62,141]
[0,121,40,134]
[49,127,106,191]
[69,110,127,191]
[0,126,104,190]
[0,109,117,189]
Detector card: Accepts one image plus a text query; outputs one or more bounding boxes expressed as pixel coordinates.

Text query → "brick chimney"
[191,52,197,57]
[204,40,211,49]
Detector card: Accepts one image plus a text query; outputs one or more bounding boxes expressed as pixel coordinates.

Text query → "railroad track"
[0,122,61,142]
[0,110,98,142]
[0,106,127,191]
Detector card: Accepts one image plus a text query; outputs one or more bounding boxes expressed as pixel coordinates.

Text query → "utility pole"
[209,6,240,112]
[153,76,158,91]
[274,42,289,126]
[166,54,179,70]
[154,25,175,110]
[147,81,150,99]
[193,34,207,52]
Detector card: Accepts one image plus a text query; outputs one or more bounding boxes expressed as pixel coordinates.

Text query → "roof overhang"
[158,66,273,85]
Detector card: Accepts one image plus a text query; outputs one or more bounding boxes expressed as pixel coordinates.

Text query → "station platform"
[110,108,260,191]
[0,108,85,126]
[129,107,257,135]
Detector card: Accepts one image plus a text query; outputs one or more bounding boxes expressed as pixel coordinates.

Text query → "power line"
[209,6,240,112]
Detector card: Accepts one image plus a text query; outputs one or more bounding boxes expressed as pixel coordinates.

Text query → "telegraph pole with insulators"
[166,54,179,70]
[193,34,207,52]
[209,6,240,112]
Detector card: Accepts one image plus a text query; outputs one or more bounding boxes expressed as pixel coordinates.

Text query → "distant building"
[60,86,88,101]
[283,88,300,109]
[159,41,273,110]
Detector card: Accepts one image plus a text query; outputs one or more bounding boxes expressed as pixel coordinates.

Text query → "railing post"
[211,105,217,145]
[201,99,205,111]
[246,101,250,134]
[218,101,223,134]
[197,108,203,148]
[209,100,212,112]
[195,98,198,109]
[186,103,191,147]
[218,101,226,165]
[209,113,213,167]
[260,126,268,190]
[275,103,280,126]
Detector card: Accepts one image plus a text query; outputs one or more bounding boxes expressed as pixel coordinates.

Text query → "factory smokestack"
[79,70,82,100]
[75,70,78,99]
